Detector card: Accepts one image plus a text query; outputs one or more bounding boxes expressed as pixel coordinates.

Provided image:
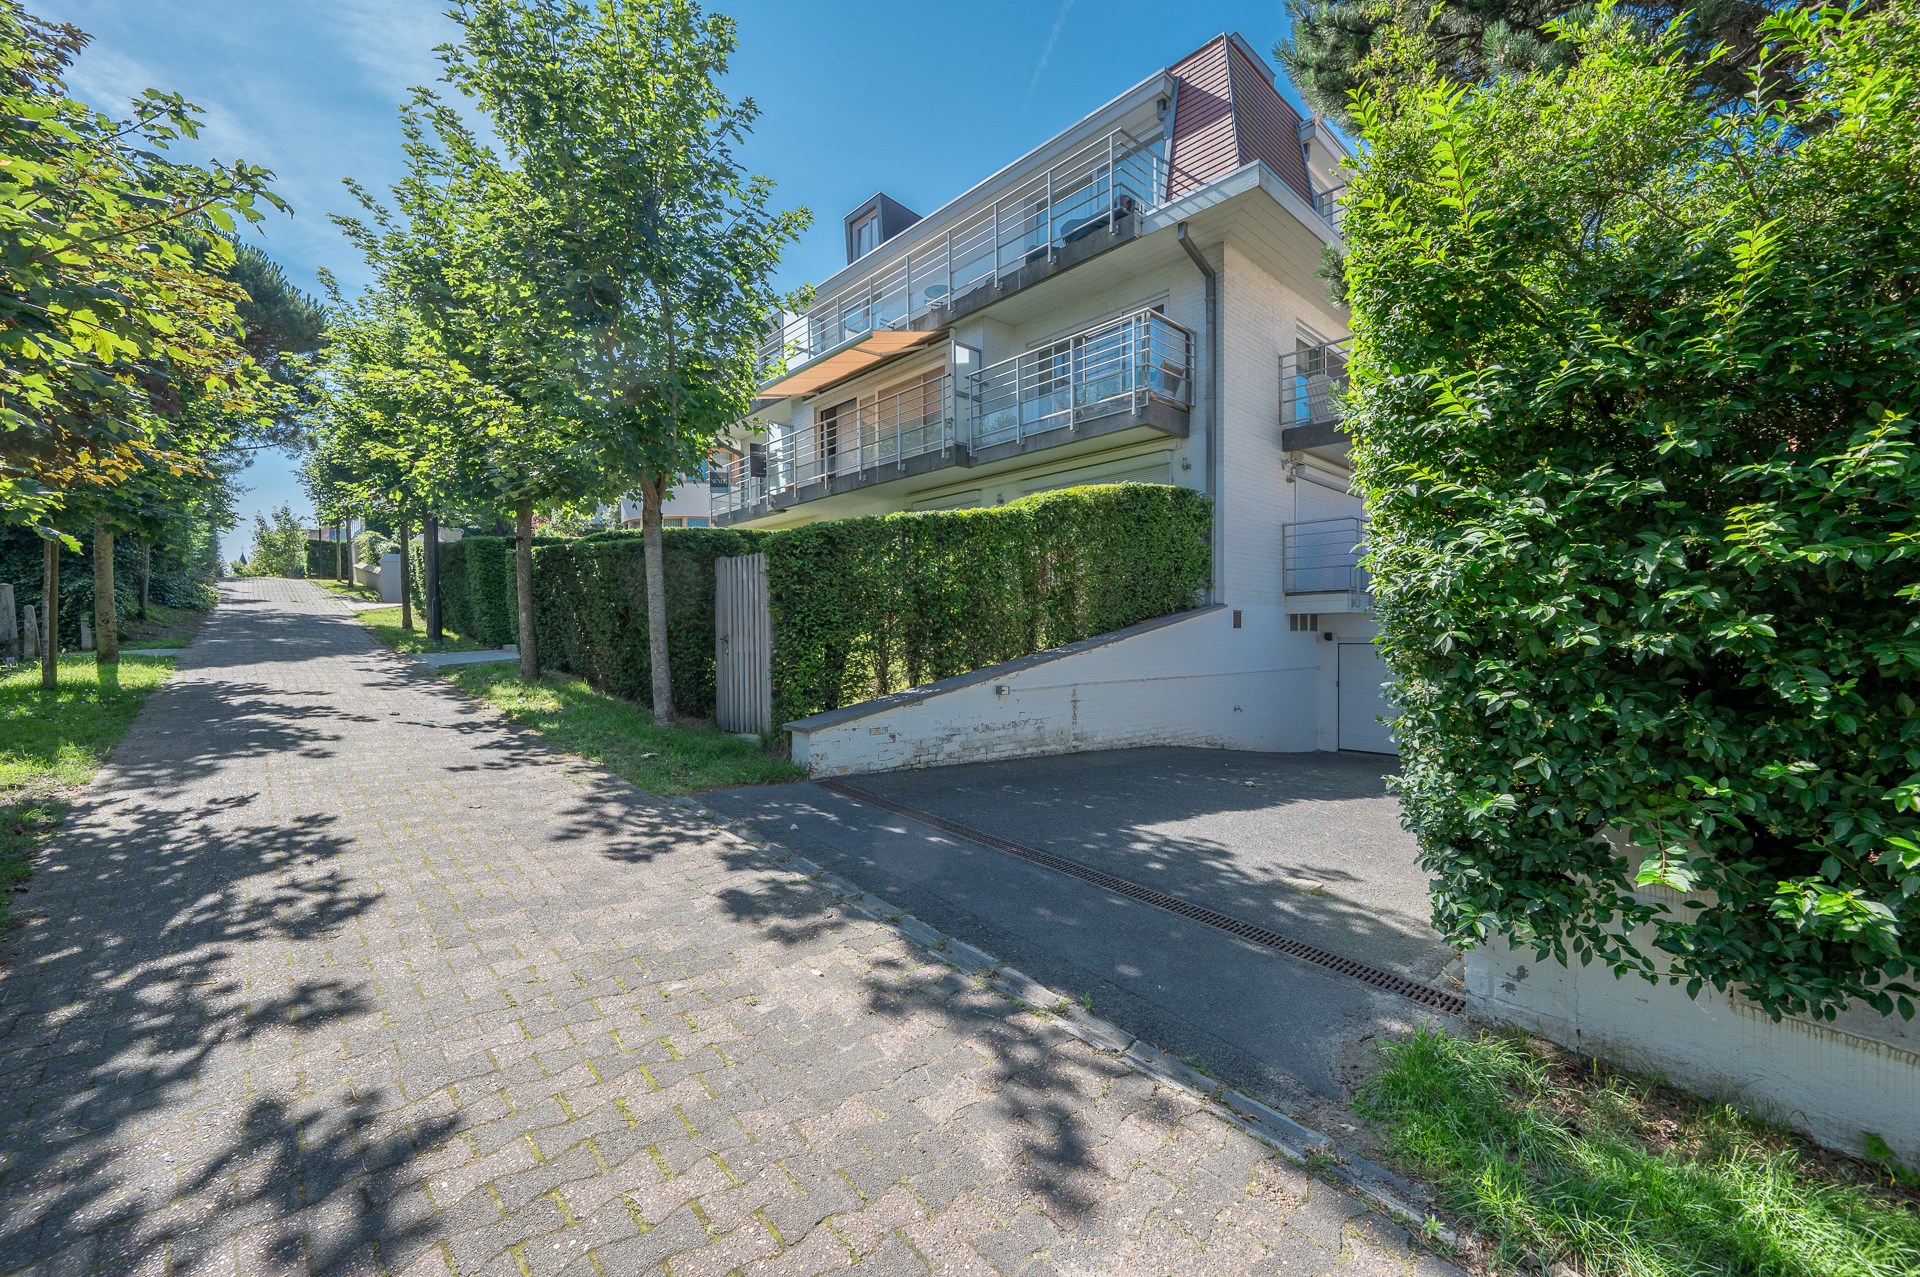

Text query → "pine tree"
[1277,0,1844,127]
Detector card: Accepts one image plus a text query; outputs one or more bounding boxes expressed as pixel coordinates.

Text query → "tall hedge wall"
[440,485,1208,728]
[1342,7,1920,1018]
[305,539,345,580]
[766,483,1211,722]
[435,535,562,646]
[530,528,766,716]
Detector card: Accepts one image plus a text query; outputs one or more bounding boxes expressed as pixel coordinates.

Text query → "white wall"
[789,605,1319,776]
[1469,906,1920,1162]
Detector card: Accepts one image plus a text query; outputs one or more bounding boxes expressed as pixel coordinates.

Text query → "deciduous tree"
[1342,4,1920,1019]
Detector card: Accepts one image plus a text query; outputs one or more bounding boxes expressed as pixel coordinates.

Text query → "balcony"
[716,309,1192,522]
[1283,517,1369,610]
[1314,183,1346,230]
[757,126,1170,378]
[966,308,1191,458]
[1280,335,1351,457]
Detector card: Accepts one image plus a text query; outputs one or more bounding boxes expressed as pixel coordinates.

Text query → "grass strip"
[1,653,177,929]
[357,606,492,655]
[1356,1025,1920,1277]
[445,664,803,797]
[313,578,383,603]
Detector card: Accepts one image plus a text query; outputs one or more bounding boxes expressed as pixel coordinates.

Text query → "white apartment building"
[715,33,1387,763]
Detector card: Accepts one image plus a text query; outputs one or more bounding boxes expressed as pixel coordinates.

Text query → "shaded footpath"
[0,578,1458,1276]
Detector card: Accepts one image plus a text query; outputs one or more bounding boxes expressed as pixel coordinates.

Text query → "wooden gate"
[714,552,772,734]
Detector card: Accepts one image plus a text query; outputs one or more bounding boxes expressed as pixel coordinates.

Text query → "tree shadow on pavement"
[0,791,436,1275]
[537,770,1177,1227]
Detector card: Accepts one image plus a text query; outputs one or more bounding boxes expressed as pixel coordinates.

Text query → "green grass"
[1,653,177,929]
[120,601,207,649]
[314,578,382,603]
[358,606,492,654]
[1356,1025,1920,1277]
[446,664,803,796]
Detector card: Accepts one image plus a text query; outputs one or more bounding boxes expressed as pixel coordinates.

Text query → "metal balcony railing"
[966,308,1192,448]
[711,375,956,517]
[1281,336,1351,431]
[714,309,1193,519]
[1283,517,1369,595]
[756,126,1169,377]
[1314,183,1346,229]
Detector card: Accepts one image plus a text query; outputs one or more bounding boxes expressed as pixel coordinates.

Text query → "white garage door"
[1337,642,1398,754]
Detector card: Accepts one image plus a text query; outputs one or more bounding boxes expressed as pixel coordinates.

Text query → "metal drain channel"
[817,779,1467,1016]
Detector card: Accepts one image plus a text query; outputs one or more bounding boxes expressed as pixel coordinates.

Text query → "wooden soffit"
[760,329,942,398]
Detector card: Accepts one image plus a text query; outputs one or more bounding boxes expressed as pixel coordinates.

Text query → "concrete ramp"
[788,604,1314,775]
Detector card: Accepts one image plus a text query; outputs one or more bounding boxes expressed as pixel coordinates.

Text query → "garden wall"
[765,484,1212,724]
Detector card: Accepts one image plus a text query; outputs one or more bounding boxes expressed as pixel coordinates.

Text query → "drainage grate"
[817,778,1467,1016]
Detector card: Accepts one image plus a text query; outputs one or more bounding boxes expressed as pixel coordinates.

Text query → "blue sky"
[41,0,1307,564]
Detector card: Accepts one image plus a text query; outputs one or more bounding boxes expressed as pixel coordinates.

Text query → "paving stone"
[0,579,1463,1277]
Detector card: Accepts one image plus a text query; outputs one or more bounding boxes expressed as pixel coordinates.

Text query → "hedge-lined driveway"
[0,578,1455,1276]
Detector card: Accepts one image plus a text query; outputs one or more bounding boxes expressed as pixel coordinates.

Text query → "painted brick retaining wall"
[787,604,1318,774]
[1468,931,1920,1162]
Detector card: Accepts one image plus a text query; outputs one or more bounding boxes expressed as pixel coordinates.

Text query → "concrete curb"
[671,798,1463,1252]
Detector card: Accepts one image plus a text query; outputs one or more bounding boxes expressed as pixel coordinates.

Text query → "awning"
[759,328,943,398]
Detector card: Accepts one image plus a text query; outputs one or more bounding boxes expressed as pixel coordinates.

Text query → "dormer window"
[851,212,880,259]
[842,194,921,264]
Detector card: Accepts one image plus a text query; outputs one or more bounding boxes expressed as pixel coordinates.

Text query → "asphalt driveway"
[701,748,1460,1116]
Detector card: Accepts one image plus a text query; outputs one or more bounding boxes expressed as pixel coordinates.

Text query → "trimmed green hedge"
[766,484,1211,722]
[304,539,345,580]
[458,485,1208,727]
[435,535,562,646]
[530,528,767,716]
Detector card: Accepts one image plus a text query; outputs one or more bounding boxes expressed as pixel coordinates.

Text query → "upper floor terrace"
[753,34,1349,391]
[715,307,1191,523]
[1280,335,1351,463]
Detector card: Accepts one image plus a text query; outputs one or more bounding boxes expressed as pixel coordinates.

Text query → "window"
[688,517,710,528]
[851,213,880,258]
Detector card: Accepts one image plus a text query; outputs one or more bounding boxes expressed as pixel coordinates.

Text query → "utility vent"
[1289,613,1321,632]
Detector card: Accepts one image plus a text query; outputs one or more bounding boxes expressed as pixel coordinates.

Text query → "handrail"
[965,308,1192,448]
[758,125,1168,376]
[714,308,1195,519]
[1280,336,1352,430]
[1282,516,1368,595]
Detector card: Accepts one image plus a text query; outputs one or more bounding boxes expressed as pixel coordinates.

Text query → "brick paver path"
[0,579,1456,1276]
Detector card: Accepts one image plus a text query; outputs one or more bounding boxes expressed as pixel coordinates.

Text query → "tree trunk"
[137,536,151,620]
[642,475,674,727]
[334,524,343,581]
[344,517,354,581]
[40,537,58,690]
[423,512,442,645]
[93,522,118,666]
[514,503,538,680]
[398,517,413,632]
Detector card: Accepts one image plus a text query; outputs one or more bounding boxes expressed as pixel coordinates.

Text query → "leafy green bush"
[437,534,563,646]
[530,528,765,716]
[304,538,345,580]
[1343,7,1919,1018]
[356,530,395,570]
[767,483,1211,722]
[437,539,472,638]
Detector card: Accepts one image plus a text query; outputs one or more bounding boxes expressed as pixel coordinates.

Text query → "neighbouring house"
[598,447,742,530]
[716,33,1383,767]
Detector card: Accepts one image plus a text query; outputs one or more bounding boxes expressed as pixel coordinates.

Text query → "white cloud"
[62,39,278,167]
[1025,0,1078,108]
[320,0,460,96]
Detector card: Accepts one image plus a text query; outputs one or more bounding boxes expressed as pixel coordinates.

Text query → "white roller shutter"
[1294,476,1362,523]
[1337,642,1398,755]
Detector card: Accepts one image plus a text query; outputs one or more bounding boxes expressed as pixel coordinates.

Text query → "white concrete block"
[1468,934,1920,1163]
